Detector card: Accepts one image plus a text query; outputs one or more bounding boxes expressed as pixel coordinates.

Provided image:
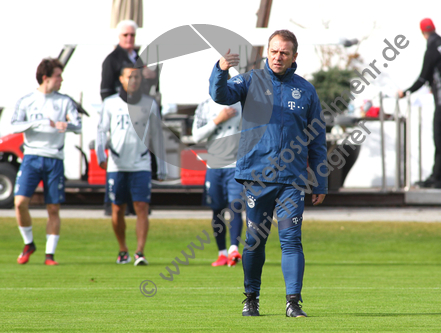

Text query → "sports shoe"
[116,251,131,264]
[286,294,307,317]
[415,175,435,188]
[227,250,242,267]
[211,254,228,267]
[17,242,36,264]
[44,254,58,266]
[242,292,260,316]
[44,259,59,265]
[134,252,148,266]
[433,180,441,189]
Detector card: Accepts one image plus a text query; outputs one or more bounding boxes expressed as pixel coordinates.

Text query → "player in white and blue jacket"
[96,64,166,266]
[12,58,82,266]
[209,30,327,317]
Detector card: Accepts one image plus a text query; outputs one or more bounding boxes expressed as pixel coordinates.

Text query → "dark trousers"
[432,105,441,181]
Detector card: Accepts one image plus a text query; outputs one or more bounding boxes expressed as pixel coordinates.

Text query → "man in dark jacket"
[399,18,441,188]
[209,29,327,318]
[100,20,158,101]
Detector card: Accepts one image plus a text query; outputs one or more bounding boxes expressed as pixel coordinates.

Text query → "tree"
[310,67,353,109]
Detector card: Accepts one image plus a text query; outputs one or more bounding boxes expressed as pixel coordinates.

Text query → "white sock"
[18,226,33,244]
[228,245,238,254]
[219,249,228,257]
[45,235,60,254]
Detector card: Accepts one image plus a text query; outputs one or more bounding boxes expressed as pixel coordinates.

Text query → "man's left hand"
[312,194,326,206]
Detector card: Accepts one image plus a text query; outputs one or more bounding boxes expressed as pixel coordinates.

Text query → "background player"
[97,64,166,266]
[12,58,82,265]
[192,97,244,267]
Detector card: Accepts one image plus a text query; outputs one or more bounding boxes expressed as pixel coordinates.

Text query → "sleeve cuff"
[208,120,217,131]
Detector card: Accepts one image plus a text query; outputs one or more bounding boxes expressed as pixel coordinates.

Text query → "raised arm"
[209,49,247,106]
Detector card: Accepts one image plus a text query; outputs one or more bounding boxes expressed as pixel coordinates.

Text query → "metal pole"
[395,94,401,190]
[405,92,411,191]
[418,105,422,182]
[379,92,387,192]
[247,0,273,71]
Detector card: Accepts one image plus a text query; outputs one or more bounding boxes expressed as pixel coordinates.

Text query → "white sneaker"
[116,251,131,264]
[134,252,148,266]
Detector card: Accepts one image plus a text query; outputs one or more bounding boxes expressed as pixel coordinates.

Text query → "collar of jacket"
[116,44,137,55]
[427,32,440,46]
[265,59,297,82]
[119,87,143,105]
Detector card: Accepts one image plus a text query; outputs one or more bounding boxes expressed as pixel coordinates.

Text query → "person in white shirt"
[192,97,244,267]
[100,19,159,215]
[11,58,82,266]
[96,64,166,266]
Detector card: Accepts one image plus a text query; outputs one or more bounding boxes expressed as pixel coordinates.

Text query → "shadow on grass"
[62,262,167,266]
[6,261,441,269]
[62,261,441,268]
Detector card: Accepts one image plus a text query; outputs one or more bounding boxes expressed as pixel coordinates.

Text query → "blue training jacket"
[209,59,328,194]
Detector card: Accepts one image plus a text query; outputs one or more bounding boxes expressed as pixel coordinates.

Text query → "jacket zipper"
[277,81,284,180]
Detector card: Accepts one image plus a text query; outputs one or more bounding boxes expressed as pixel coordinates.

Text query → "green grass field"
[1,216,440,332]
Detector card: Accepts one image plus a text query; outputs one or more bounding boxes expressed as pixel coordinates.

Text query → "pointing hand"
[219,49,240,71]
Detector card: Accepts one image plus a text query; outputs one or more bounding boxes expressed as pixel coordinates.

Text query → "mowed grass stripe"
[1,286,440,290]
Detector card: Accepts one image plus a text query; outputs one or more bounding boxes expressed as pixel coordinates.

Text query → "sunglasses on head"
[122,33,135,37]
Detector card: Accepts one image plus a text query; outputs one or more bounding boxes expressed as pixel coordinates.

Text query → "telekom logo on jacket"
[288,101,296,110]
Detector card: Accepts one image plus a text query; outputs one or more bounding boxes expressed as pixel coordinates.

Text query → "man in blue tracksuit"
[209,30,328,317]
